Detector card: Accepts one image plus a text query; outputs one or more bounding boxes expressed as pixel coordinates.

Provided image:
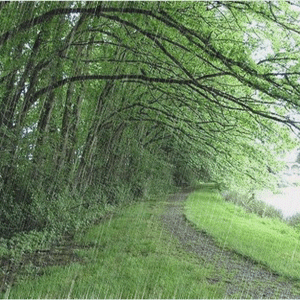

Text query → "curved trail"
[160,191,300,299]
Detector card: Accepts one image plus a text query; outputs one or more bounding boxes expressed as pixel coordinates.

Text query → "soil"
[160,190,300,299]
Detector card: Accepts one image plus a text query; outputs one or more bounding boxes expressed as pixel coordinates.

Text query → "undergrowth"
[221,190,284,219]
[0,172,176,262]
[1,199,224,299]
[222,189,300,229]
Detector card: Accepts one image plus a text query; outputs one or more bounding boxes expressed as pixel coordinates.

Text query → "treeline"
[0,1,299,241]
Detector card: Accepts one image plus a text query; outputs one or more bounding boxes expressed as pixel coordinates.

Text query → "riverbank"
[1,188,300,298]
[165,190,300,298]
[256,187,300,219]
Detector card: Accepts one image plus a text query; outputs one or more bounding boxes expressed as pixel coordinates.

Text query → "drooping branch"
[0,6,159,46]
[31,74,193,100]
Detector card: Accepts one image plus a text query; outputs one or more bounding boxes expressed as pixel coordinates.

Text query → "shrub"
[221,190,283,220]
[0,187,115,260]
[0,237,9,257]
[286,213,300,229]
[0,188,41,239]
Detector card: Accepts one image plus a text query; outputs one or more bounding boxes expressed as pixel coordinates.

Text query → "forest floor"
[161,190,300,299]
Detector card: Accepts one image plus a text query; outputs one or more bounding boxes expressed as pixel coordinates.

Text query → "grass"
[185,187,300,280]
[2,198,225,299]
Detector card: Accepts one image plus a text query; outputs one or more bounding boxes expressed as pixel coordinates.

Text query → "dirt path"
[160,191,300,299]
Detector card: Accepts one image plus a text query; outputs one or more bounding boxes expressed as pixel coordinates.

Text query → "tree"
[0,1,299,237]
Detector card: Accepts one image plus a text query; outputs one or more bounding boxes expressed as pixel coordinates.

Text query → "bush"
[0,237,9,257]
[0,187,116,260]
[286,213,300,229]
[7,230,57,258]
[0,187,40,239]
[221,190,283,219]
[29,188,110,236]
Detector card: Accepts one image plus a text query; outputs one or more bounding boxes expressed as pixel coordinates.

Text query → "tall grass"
[185,188,300,279]
[2,200,224,299]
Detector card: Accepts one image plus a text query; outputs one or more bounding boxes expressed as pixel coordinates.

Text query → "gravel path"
[160,191,300,299]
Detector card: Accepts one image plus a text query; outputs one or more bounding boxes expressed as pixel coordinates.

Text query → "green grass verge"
[185,188,300,280]
[2,199,225,299]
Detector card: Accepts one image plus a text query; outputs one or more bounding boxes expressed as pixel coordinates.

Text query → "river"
[256,185,300,219]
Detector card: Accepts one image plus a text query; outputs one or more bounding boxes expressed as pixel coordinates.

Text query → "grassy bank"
[1,198,224,299]
[185,187,300,280]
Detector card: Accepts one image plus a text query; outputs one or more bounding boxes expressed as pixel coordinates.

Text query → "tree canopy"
[1,1,300,237]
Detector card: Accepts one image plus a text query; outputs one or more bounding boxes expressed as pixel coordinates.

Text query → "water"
[256,186,300,219]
